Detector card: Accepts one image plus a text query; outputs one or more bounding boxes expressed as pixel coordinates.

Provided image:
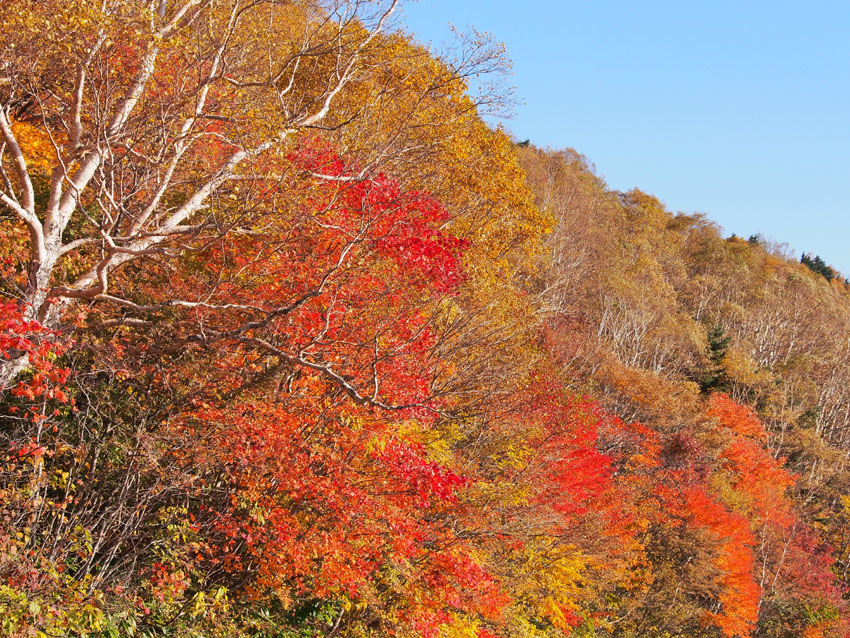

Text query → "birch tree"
[1,0,410,386]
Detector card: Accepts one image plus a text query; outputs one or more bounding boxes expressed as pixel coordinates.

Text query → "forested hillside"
[1,2,848,638]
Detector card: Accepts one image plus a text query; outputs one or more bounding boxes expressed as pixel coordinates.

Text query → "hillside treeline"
[1,2,848,638]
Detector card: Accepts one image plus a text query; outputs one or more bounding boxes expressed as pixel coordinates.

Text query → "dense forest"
[2,2,850,637]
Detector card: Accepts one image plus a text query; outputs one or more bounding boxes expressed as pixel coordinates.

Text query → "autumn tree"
[0,0,514,388]
[5,7,850,638]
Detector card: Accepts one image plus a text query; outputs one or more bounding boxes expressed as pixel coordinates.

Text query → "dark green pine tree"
[700,325,731,393]
[801,252,836,282]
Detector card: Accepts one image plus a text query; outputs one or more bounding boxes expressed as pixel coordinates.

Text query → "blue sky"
[400,1,850,275]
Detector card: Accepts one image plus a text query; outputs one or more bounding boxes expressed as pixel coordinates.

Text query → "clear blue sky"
[400,1,850,276]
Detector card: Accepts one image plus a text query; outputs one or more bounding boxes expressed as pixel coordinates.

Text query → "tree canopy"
[2,3,850,638]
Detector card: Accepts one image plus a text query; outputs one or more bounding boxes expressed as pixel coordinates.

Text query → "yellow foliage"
[438,613,484,638]
[9,122,57,174]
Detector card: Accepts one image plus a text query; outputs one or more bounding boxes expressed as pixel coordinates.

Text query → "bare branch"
[243,336,442,415]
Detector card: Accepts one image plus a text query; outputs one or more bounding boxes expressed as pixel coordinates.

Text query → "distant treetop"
[801,252,837,282]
